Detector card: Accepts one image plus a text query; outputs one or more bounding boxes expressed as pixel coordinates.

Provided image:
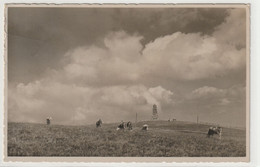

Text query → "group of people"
[96,119,149,131]
[116,121,133,131]
[48,117,221,139]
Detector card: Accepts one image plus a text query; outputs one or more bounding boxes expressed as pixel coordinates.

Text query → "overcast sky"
[7,7,247,127]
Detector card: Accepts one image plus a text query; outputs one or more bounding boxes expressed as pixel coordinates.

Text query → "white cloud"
[16,81,42,97]
[140,9,246,81]
[148,86,173,103]
[59,31,142,85]
[104,31,143,62]
[142,32,221,80]
[8,79,173,124]
[219,98,231,105]
[8,9,246,126]
[188,84,245,105]
[49,9,246,85]
[191,86,225,99]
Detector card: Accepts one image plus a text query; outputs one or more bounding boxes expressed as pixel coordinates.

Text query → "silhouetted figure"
[117,121,125,130]
[142,124,148,131]
[126,121,132,130]
[96,119,102,128]
[46,117,52,125]
[207,126,222,139]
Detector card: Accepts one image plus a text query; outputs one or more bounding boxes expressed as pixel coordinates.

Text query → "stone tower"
[152,104,158,120]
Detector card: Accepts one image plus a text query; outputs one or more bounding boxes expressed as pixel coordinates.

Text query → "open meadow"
[7,121,246,157]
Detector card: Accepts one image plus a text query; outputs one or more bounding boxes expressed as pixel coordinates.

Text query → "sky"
[7,7,247,127]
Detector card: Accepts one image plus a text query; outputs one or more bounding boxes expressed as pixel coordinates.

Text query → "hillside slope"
[7,121,246,157]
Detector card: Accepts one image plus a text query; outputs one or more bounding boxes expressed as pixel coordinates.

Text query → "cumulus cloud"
[8,9,246,127]
[142,32,220,80]
[8,79,173,124]
[188,84,245,107]
[141,9,246,81]
[190,86,225,99]
[140,9,246,81]
[55,31,143,86]
[49,9,246,85]
[148,86,174,104]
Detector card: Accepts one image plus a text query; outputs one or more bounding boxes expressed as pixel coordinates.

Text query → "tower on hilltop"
[152,104,158,120]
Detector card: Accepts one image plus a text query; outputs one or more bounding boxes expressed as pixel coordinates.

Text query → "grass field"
[7,121,246,157]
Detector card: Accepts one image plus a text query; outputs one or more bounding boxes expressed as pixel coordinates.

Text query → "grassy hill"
[7,121,246,157]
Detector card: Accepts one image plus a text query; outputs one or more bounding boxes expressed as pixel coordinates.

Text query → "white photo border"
[1,0,259,166]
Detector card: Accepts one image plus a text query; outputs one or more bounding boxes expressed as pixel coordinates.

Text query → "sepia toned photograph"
[5,4,249,162]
